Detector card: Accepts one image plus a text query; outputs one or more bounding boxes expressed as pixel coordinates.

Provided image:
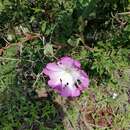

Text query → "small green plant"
[0,0,130,130]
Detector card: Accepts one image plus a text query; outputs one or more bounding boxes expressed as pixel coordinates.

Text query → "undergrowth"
[0,0,130,130]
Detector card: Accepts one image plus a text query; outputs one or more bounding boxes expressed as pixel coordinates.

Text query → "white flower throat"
[57,65,81,88]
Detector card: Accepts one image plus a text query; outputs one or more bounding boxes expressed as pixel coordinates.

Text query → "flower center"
[60,70,73,86]
[57,67,81,89]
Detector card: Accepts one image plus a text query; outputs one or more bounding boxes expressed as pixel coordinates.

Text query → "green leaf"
[41,21,47,33]
[44,44,54,56]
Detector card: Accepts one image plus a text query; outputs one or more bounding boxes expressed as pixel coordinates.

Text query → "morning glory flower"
[42,56,89,97]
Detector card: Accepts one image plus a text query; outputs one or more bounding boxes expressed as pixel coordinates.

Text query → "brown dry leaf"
[80,105,114,129]
[0,48,4,56]
[36,88,48,98]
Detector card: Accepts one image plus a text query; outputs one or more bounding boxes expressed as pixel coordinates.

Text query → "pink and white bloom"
[42,56,89,97]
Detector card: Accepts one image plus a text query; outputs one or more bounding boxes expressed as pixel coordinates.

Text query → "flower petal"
[48,79,60,87]
[42,68,50,76]
[80,77,89,90]
[43,68,62,78]
[46,62,61,71]
[60,87,80,97]
[79,70,89,89]
[74,60,81,68]
[48,80,63,92]
[59,56,74,67]
[59,56,81,68]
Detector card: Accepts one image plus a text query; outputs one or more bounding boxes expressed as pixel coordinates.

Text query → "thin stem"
[118,12,130,15]
[0,57,34,62]
[32,73,42,88]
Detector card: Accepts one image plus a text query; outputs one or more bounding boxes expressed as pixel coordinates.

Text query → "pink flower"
[42,56,89,97]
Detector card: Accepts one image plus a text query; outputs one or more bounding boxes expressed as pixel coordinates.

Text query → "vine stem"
[118,12,130,15]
